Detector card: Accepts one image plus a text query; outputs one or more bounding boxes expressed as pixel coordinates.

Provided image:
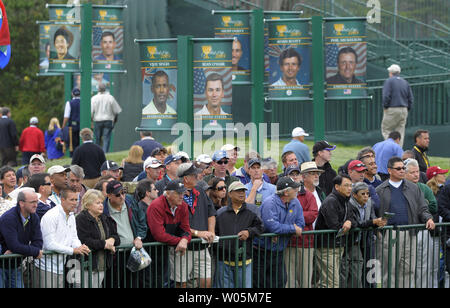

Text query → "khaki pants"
[377,231,417,288]
[284,247,314,288]
[83,177,100,189]
[381,107,408,148]
[314,247,344,288]
[33,266,64,288]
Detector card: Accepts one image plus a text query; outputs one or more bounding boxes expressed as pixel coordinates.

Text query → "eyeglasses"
[216,186,227,191]
[216,160,229,165]
[390,166,406,171]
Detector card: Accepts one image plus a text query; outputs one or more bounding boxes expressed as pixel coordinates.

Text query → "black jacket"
[412,144,430,173]
[215,203,264,262]
[315,189,358,248]
[0,117,18,148]
[315,161,338,196]
[75,210,120,271]
[71,141,106,179]
[438,184,450,223]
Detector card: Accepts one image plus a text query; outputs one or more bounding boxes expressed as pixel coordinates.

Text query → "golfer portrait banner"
[92,6,124,72]
[193,38,233,129]
[137,39,178,130]
[267,19,311,99]
[264,11,303,82]
[38,21,62,76]
[213,11,250,83]
[325,18,367,98]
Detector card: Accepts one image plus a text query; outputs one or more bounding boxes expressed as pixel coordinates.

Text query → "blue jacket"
[372,138,404,174]
[382,75,413,109]
[283,139,311,166]
[232,167,270,185]
[0,205,43,259]
[254,194,305,251]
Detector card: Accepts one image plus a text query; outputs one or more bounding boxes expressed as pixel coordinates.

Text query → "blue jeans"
[214,261,252,288]
[94,120,113,153]
[0,268,24,288]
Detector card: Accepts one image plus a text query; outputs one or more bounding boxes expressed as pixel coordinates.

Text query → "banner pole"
[80,3,93,132]
[312,16,325,142]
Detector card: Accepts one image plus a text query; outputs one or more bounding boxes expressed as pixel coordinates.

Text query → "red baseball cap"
[348,160,367,172]
[426,166,449,180]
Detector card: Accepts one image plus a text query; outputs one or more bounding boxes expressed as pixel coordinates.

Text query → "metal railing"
[1,223,449,288]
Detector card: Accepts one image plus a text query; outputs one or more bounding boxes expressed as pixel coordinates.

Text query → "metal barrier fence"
[1,223,449,288]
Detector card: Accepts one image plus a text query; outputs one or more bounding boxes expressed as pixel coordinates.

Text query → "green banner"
[48,5,81,23]
[193,39,233,129]
[325,18,367,98]
[137,39,178,130]
[92,6,124,72]
[267,19,311,99]
[213,11,250,83]
[38,21,62,76]
[264,11,303,82]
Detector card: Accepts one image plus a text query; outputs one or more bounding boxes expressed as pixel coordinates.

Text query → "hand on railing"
[342,220,352,234]
[133,237,143,250]
[294,224,303,237]
[237,230,250,241]
[198,231,216,244]
[373,217,388,228]
[175,238,188,256]
[73,244,91,256]
[104,238,116,253]
[426,219,435,231]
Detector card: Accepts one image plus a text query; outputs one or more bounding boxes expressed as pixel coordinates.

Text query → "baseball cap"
[276,176,301,191]
[228,181,247,192]
[196,154,212,164]
[348,160,367,172]
[30,154,45,164]
[426,166,449,181]
[285,165,301,176]
[312,141,336,155]
[143,157,163,170]
[300,161,324,174]
[212,150,228,162]
[101,160,122,172]
[261,157,277,169]
[48,165,70,176]
[221,144,240,152]
[292,127,309,137]
[165,179,187,193]
[164,154,181,165]
[175,151,190,162]
[387,64,401,74]
[30,117,39,125]
[177,163,202,178]
[72,88,80,96]
[106,180,123,195]
[248,158,261,168]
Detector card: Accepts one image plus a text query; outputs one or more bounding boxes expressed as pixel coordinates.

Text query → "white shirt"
[271,77,300,87]
[194,105,228,116]
[35,204,81,274]
[91,92,122,122]
[312,189,322,229]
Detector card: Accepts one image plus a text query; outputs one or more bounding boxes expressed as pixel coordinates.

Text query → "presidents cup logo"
[276,25,302,37]
[44,25,51,34]
[333,23,360,36]
[276,25,287,37]
[99,10,108,20]
[55,9,64,19]
[147,46,171,60]
[147,46,157,59]
[201,45,226,59]
[221,16,244,28]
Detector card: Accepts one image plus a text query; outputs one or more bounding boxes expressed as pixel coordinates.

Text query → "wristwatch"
[194,230,198,237]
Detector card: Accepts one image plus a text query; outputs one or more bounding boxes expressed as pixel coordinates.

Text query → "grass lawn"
[44,139,450,175]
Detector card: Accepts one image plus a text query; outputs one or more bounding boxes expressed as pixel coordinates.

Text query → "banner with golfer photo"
[92,6,124,72]
[38,21,62,76]
[193,39,233,129]
[325,18,367,98]
[213,11,250,83]
[47,23,81,72]
[267,19,311,99]
[137,39,178,130]
[264,11,303,83]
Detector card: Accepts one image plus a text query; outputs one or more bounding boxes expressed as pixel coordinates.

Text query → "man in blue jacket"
[253,176,305,288]
[381,64,413,148]
[0,189,43,288]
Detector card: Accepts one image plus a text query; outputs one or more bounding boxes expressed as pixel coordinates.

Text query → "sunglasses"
[115,191,125,197]
[390,166,406,171]
[216,186,227,191]
[216,159,229,165]
[352,163,366,168]
[43,182,52,186]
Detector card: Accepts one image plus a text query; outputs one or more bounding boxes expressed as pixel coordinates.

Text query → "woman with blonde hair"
[121,145,144,182]
[44,117,64,160]
[427,166,449,198]
[75,189,120,288]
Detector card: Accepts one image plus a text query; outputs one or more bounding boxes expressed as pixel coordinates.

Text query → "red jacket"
[19,126,45,153]
[288,188,318,248]
[147,195,191,246]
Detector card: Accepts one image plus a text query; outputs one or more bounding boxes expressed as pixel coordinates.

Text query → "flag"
[325,43,367,78]
[0,0,11,69]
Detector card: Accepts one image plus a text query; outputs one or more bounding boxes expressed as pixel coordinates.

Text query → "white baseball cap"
[292,127,309,137]
[220,144,240,152]
[143,157,163,170]
[387,64,401,74]
[48,165,70,176]
[196,154,212,164]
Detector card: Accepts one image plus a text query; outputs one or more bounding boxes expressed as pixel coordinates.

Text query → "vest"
[69,98,81,130]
